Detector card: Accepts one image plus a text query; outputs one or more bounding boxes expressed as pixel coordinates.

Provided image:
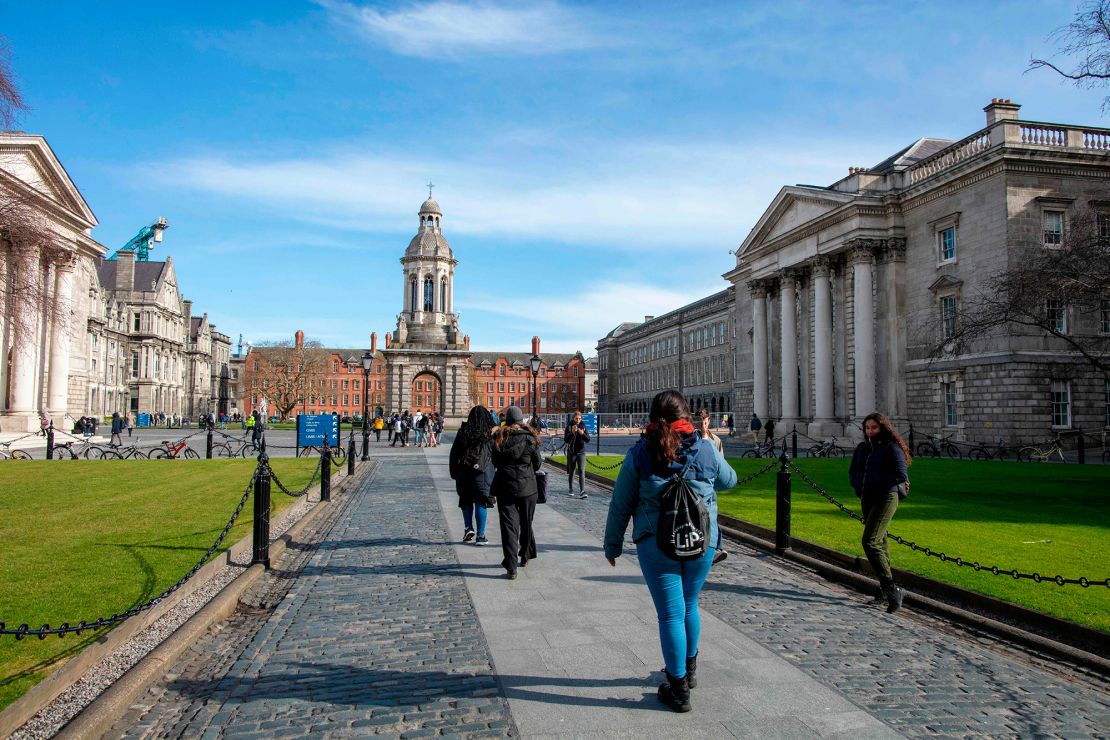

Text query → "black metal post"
[531,370,539,429]
[206,425,214,459]
[321,439,331,502]
[908,423,914,453]
[791,426,798,459]
[775,452,792,554]
[596,413,601,457]
[347,434,356,475]
[252,459,271,569]
[46,423,54,459]
[1077,431,1085,464]
[362,368,370,461]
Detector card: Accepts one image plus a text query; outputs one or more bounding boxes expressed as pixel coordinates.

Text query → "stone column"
[809,256,839,437]
[779,271,800,424]
[47,254,77,422]
[851,242,877,422]
[749,281,769,418]
[6,249,43,431]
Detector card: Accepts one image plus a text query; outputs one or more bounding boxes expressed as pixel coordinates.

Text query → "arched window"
[423,277,433,311]
[410,278,417,312]
[440,279,447,312]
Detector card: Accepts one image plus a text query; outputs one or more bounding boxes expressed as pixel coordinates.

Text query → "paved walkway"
[107,443,1109,739]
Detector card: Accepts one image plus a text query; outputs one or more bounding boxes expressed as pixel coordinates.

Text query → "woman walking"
[848,412,911,613]
[604,390,737,713]
[491,406,542,580]
[449,405,495,546]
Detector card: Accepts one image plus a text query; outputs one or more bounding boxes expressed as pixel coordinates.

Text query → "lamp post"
[529,353,541,429]
[361,351,373,460]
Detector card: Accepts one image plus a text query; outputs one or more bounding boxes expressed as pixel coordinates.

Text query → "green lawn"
[565,455,1110,633]
[0,458,324,712]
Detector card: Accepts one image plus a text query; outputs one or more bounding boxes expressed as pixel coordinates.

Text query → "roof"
[96,259,167,292]
[868,137,954,174]
[404,229,453,259]
[470,351,585,367]
[419,197,442,215]
[601,322,640,340]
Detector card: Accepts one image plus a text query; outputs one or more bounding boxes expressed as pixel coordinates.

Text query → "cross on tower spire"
[427,181,435,198]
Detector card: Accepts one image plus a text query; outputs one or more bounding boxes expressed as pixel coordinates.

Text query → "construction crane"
[107,217,168,261]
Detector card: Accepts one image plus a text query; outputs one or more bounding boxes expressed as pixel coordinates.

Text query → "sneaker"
[578,492,589,500]
[475,535,489,546]
[713,549,728,564]
[463,528,475,543]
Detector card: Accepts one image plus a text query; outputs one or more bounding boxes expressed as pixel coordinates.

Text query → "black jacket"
[491,428,542,499]
[563,422,591,454]
[849,439,908,499]
[449,423,493,506]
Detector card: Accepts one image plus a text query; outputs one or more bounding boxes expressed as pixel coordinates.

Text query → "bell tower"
[394,191,461,348]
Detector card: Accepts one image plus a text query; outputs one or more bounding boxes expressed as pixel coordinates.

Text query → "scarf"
[646,419,695,435]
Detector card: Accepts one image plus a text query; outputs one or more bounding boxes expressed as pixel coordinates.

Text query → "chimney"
[115,249,136,291]
[371,332,377,353]
[984,98,1020,126]
[644,315,654,322]
[182,300,193,324]
[385,332,392,348]
[531,336,540,355]
[464,334,470,350]
[294,330,304,349]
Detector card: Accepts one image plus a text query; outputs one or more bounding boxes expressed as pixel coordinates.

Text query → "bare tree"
[923,210,1110,379]
[1028,0,1110,111]
[466,365,483,408]
[0,36,27,129]
[247,340,328,420]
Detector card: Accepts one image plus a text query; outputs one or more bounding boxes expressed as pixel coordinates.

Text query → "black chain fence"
[785,460,1110,589]
[269,454,324,497]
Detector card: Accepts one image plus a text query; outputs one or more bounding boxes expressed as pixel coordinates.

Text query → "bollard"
[596,417,601,457]
[791,426,798,459]
[46,424,54,460]
[206,426,214,459]
[321,441,331,502]
[348,434,356,475]
[775,452,792,554]
[252,461,271,569]
[1078,432,1085,465]
[908,424,914,453]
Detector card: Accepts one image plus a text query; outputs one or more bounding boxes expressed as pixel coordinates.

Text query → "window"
[1098,212,1110,242]
[343,394,349,405]
[508,382,515,392]
[498,397,505,408]
[1101,299,1110,334]
[499,364,505,376]
[131,352,139,377]
[410,278,417,311]
[440,280,447,311]
[941,296,958,340]
[1051,381,1071,427]
[498,382,505,392]
[133,314,141,331]
[1046,299,1067,333]
[342,380,349,390]
[942,382,958,427]
[938,227,956,262]
[333,361,339,372]
[573,366,579,377]
[423,277,433,312]
[1044,210,1064,247]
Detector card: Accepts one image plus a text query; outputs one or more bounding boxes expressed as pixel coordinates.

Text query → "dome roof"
[404,230,453,259]
[419,197,442,215]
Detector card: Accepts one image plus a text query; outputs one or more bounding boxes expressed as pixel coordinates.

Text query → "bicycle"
[742,438,778,458]
[915,433,963,459]
[51,438,103,460]
[99,442,148,460]
[967,438,1011,461]
[215,437,259,458]
[150,439,200,460]
[0,442,32,460]
[541,434,568,456]
[298,443,346,465]
[806,436,846,458]
[1018,436,1066,463]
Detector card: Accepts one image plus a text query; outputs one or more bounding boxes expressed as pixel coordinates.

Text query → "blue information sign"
[298,414,339,446]
[137,413,152,428]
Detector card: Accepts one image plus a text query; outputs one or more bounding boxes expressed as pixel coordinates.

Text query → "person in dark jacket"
[848,412,912,613]
[491,405,542,579]
[449,405,495,546]
[563,411,591,498]
[110,412,124,446]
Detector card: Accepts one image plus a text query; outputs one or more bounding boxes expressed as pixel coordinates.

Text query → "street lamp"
[529,353,541,429]
[361,351,373,460]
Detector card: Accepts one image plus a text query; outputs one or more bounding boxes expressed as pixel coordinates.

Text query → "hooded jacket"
[449,421,493,505]
[604,433,737,560]
[848,438,908,499]
[490,427,542,498]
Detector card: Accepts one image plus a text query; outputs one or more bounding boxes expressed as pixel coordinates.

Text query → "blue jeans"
[415,429,425,445]
[462,503,488,537]
[635,539,715,678]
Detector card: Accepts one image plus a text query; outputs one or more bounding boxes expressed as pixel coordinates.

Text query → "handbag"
[535,469,548,504]
[893,482,908,500]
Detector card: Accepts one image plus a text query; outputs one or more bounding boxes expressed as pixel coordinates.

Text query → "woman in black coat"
[449,405,495,546]
[491,405,542,580]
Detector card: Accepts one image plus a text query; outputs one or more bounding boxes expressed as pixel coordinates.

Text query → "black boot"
[883,583,904,614]
[658,671,691,713]
[867,590,886,606]
[685,653,698,689]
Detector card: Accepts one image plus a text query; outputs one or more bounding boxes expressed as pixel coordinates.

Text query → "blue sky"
[4,0,1104,353]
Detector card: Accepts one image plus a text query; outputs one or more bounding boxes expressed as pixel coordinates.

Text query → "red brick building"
[470,337,588,415]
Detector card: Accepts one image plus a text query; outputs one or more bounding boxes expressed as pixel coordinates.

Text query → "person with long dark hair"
[603,390,737,713]
[848,412,912,613]
[491,406,542,579]
[449,405,496,546]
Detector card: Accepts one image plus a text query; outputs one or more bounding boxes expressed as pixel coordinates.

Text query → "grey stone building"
[726,99,1110,444]
[185,311,231,418]
[597,289,736,415]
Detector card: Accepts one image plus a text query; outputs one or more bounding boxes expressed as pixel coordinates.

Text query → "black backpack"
[458,425,491,472]
[655,457,710,561]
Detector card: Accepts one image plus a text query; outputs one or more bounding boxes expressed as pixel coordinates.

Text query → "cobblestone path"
[107,453,515,739]
[548,466,1110,739]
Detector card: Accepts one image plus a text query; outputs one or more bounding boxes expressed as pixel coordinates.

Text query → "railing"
[908,129,993,184]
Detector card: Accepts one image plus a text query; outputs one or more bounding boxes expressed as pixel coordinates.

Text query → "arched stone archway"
[412,370,443,413]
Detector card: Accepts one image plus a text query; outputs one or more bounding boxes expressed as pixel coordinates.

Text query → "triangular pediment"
[735,186,856,260]
[0,134,98,228]
[928,274,964,293]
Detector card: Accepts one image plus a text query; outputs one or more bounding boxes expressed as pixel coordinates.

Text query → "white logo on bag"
[672,523,704,553]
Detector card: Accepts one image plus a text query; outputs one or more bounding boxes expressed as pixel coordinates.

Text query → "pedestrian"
[604,390,737,713]
[726,413,734,438]
[250,411,263,445]
[450,405,495,547]
[563,411,590,499]
[246,412,256,439]
[491,405,542,580]
[428,413,440,447]
[110,411,123,446]
[127,413,134,437]
[697,408,729,565]
[373,415,384,442]
[390,414,406,447]
[749,412,762,445]
[414,411,427,447]
[848,412,911,613]
[387,412,395,443]
[764,417,776,446]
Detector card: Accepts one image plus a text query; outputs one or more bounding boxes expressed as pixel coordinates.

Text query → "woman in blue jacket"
[848,412,912,613]
[604,390,737,713]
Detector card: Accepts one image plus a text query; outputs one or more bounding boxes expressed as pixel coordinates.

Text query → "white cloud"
[318,0,606,58]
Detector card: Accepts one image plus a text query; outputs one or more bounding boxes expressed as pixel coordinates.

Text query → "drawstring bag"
[655,458,709,561]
